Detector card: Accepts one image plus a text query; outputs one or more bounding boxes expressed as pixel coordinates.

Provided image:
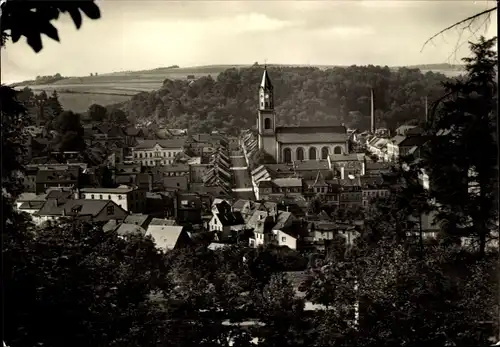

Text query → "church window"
[309,147,317,160]
[334,146,343,155]
[321,147,329,159]
[283,148,292,163]
[264,118,271,130]
[296,147,304,161]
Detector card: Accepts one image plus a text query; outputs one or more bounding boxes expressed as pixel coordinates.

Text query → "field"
[15,64,464,113]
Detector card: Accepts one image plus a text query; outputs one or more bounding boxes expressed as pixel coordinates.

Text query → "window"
[108,195,111,200]
[139,153,143,158]
[118,195,122,200]
[106,205,115,215]
[134,153,138,158]
[99,195,103,199]
[82,194,86,198]
[281,237,286,242]
[321,147,329,159]
[264,118,271,129]
[163,152,166,157]
[309,147,317,160]
[283,148,292,163]
[296,147,304,161]
[91,194,95,199]
[334,146,342,155]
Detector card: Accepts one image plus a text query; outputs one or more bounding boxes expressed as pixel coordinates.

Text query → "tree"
[4,220,168,347]
[254,273,308,347]
[88,103,108,122]
[53,111,86,151]
[1,1,101,53]
[108,108,129,125]
[305,239,497,346]
[47,90,63,117]
[421,36,497,257]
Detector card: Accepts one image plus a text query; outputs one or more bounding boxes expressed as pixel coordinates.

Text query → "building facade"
[257,68,349,163]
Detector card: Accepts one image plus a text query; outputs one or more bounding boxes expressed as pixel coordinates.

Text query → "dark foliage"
[1,0,101,53]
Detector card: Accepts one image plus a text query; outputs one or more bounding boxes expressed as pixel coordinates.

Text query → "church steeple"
[259,67,274,110]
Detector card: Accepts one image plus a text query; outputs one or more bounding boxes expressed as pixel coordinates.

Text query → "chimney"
[286,205,289,212]
[370,88,375,133]
[424,96,429,123]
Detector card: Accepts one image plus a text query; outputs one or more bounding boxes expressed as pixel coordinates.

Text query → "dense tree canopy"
[109,65,449,135]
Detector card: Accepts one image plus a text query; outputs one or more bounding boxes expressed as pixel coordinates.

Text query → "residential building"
[35,166,80,194]
[145,225,192,251]
[338,177,362,208]
[77,186,146,213]
[209,201,246,233]
[35,198,127,225]
[132,138,187,167]
[328,153,365,178]
[360,176,390,208]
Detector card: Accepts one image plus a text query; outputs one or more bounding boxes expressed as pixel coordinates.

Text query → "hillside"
[15,63,463,113]
[103,65,450,135]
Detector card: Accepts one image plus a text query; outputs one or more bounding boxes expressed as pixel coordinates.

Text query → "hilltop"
[14,63,463,113]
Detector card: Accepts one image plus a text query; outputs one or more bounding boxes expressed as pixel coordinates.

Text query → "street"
[230,155,255,200]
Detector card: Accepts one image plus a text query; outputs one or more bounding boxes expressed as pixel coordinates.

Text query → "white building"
[132,139,186,167]
[77,186,146,213]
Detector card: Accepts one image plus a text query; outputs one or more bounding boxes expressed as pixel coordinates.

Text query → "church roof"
[260,68,273,90]
[276,126,348,144]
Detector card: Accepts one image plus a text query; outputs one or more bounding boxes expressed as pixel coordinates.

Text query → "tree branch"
[421,6,497,53]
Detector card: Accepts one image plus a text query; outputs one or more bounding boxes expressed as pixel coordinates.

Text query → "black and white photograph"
[1,0,499,346]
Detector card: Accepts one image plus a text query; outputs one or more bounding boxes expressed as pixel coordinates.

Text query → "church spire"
[260,66,273,91]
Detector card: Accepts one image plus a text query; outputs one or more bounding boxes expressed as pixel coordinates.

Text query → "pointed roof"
[260,68,273,90]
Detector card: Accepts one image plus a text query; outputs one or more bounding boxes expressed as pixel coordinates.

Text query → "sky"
[1,0,498,84]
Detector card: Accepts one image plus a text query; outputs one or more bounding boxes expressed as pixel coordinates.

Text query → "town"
[16,68,441,253]
[3,1,499,347]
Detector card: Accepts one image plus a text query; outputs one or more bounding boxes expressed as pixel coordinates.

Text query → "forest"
[106,64,450,134]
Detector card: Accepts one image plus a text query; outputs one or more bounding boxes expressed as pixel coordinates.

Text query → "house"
[35,166,80,194]
[22,166,39,192]
[328,153,365,178]
[77,186,146,213]
[15,192,47,210]
[366,137,389,160]
[174,192,203,225]
[386,135,406,162]
[209,201,246,233]
[338,177,362,208]
[245,209,296,249]
[145,225,192,251]
[35,198,127,225]
[399,136,430,159]
[364,162,392,176]
[360,176,390,208]
[132,138,187,167]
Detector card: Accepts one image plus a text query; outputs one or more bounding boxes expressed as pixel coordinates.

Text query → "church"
[257,67,350,164]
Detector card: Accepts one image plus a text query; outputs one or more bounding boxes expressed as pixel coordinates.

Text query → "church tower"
[257,67,277,160]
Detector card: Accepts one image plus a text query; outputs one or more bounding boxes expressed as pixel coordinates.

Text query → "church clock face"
[264,93,270,100]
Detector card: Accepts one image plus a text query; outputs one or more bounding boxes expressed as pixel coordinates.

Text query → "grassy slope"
[17,64,464,113]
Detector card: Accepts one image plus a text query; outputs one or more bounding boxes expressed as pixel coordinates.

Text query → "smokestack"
[424,96,429,123]
[370,88,375,134]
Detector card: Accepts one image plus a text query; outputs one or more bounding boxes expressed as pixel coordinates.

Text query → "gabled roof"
[146,225,185,250]
[37,199,121,217]
[399,135,430,147]
[215,209,245,226]
[116,223,146,236]
[124,214,151,228]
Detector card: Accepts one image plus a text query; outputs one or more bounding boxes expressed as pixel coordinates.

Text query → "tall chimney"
[370,88,375,134]
[424,96,429,123]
